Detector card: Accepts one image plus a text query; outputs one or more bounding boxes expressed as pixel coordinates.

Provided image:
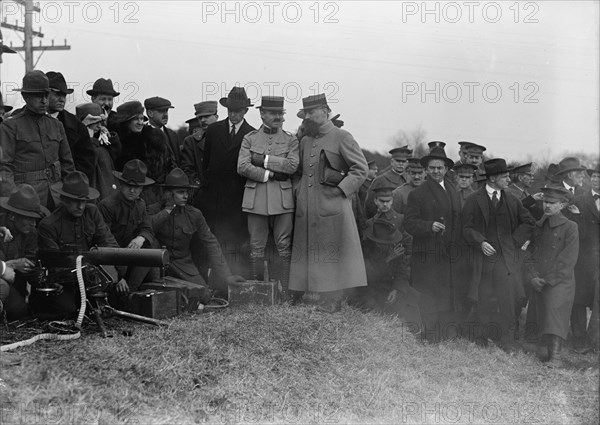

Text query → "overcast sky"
[1,0,598,162]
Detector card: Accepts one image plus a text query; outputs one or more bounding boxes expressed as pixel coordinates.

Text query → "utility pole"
[1,0,71,72]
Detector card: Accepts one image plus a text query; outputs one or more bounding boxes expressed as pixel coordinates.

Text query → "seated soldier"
[36,171,122,319]
[0,184,49,320]
[98,159,158,295]
[151,168,244,293]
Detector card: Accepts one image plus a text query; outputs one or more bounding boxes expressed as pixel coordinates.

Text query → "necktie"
[492,191,499,209]
[230,124,236,140]
[569,187,574,195]
[594,194,600,200]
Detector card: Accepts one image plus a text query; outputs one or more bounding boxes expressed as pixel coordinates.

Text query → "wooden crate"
[228,280,279,306]
[129,289,178,319]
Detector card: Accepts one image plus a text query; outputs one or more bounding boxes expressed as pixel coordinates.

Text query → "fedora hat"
[541,185,572,203]
[296,93,330,118]
[545,163,562,184]
[364,218,403,245]
[144,96,174,111]
[14,70,50,93]
[115,101,147,124]
[0,184,49,218]
[161,168,199,189]
[86,78,120,97]
[113,159,155,186]
[420,146,454,168]
[256,96,285,112]
[194,100,218,117]
[0,92,12,112]
[556,157,586,175]
[55,171,100,201]
[75,102,105,126]
[46,71,74,94]
[482,158,512,177]
[586,164,600,176]
[219,87,253,109]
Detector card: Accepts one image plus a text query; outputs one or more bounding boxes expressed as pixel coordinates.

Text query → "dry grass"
[1,304,598,424]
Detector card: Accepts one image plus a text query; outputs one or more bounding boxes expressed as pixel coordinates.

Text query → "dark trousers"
[478,259,517,344]
[29,288,79,320]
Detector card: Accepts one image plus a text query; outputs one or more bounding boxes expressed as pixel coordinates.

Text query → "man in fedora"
[1,184,49,320]
[46,71,96,183]
[99,160,158,294]
[507,162,544,220]
[524,186,579,366]
[572,164,600,351]
[0,91,13,123]
[198,87,255,277]
[36,171,121,318]
[152,168,244,294]
[181,101,219,194]
[289,93,368,313]
[365,146,412,218]
[87,77,120,127]
[392,157,425,214]
[237,96,299,293]
[404,147,462,343]
[145,96,181,165]
[462,158,535,351]
[0,70,75,210]
[557,156,586,197]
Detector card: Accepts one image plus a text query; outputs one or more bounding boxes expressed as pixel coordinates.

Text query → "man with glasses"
[365,146,412,218]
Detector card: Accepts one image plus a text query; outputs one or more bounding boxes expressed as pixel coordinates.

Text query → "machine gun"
[34,247,171,336]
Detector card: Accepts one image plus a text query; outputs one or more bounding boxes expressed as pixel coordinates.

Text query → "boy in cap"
[237,96,299,295]
[36,171,121,318]
[1,184,49,320]
[524,186,579,366]
[392,157,425,214]
[99,160,158,294]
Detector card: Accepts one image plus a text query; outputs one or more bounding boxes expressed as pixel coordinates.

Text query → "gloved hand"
[226,275,246,285]
[530,277,546,293]
[331,114,344,128]
[271,172,289,181]
[251,152,265,167]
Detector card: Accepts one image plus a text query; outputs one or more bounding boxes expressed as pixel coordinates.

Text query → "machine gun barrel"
[85,247,169,268]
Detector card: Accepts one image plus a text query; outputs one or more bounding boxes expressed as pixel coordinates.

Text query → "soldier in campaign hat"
[1,71,75,210]
[145,96,181,165]
[237,96,299,298]
[524,185,579,366]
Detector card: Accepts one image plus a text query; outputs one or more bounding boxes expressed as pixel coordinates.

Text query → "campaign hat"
[14,70,49,93]
[364,218,403,245]
[161,168,199,189]
[113,159,155,186]
[0,184,49,218]
[55,171,100,201]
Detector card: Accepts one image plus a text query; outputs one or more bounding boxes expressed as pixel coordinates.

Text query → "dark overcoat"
[524,213,579,339]
[289,120,368,292]
[574,190,600,306]
[57,110,96,182]
[404,177,462,313]
[462,187,535,303]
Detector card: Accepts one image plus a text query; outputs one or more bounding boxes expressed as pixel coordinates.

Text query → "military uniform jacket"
[392,183,417,214]
[181,133,206,186]
[98,191,154,248]
[152,205,230,280]
[365,170,407,218]
[0,109,75,205]
[237,126,299,215]
[0,214,37,262]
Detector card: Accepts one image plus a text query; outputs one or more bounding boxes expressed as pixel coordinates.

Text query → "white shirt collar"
[439,180,446,191]
[48,111,59,119]
[229,119,244,134]
[563,181,575,192]
[486,184,501,199]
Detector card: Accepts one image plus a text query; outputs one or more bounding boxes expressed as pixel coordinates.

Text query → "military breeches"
[247,213,293,258]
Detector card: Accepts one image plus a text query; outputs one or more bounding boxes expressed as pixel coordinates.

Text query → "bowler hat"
[586,164,600,176]
[256,96,285,112]
[144,96,174,111]
[0,92,12,112]
[364,218,403,245]
[428,141,446,151]
[219,87,253,109]
[115,101,147,124]
[75,102,105,126]
[161,168,199,189]
[556,157,586,175]
[14,70,50,93]
[194,101,218,117]
[390,146,413,159]
[0,184,49,218]
[113,159,155,186]
[297,93,330,118]
[483,158,512,177]
[46,71,74,94]
[541,185,571,203]
[55,171,100,201]
[420,147,454,169]
[86,78,120,97]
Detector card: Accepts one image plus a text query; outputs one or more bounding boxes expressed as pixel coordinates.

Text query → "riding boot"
[546,335,563,368]
[250,256,265,281]
[279,254,291,302]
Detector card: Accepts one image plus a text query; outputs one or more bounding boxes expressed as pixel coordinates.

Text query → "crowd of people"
[1,70,598,367]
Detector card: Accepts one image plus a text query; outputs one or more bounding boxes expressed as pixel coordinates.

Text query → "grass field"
[1,303,598,425]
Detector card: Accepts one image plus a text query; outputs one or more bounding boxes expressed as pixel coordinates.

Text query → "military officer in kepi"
[237,96,299,299]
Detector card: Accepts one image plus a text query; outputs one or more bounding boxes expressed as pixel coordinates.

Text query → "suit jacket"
[199,118,255,245]
[181,133,205,186]
[161,126,181,166]
[57,110,96,182]
[462,187,535,302]
[573,190,600,305]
